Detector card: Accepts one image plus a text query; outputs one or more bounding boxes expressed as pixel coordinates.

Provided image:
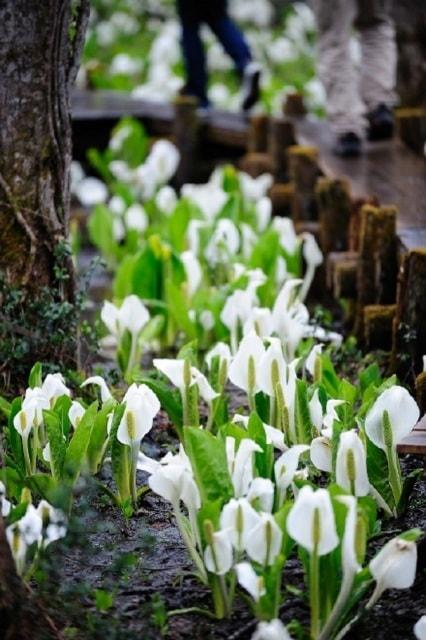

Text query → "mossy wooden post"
[392,249,426,380]
[269,183,296,218]
[283,93,307,117]
[415,372,426,415]
[0,0,89,385]
[354,204,398,339]
[238,152,274,178]
[287,145,321,222]
[247,114,270,153]
[316,177,352,255]
[268,117,296,182]
[173,95,200,187]
[363,304,397,350]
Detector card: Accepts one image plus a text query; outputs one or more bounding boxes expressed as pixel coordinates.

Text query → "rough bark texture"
[287,145,321,221]
[0,1,89,635]
[0,0,89,292]
[392,249,426,381]
[316,177,352,255]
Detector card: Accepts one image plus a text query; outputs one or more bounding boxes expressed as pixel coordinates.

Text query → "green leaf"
[295,379,312,444]
[110,403,130,504]
[359,363,381,393]
[28,362,42,388]
[0,396,11,419]
[131,246,161,299]
[53,395,73,439]
[88,204,117,261]
[117,328,132,375]
[7,398,25,473]
[166,281,197,340]
[365,438,394,513]
[184,427,233,505]
[177,340,198,366]
[26,474,70,510]
[113,253,137,299]
[44,410,66,480]
[62,402,98,485]
[87,400,116,474]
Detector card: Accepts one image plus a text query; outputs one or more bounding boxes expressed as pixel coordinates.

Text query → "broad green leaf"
[53,395,73,439]
[295,379,312,443]
[44,410,66,480]
[165,281,197,340]
[7,398,25,473]
[87,400,116,474]
[110,403,130,503]
[0,396,11,418]
[131,246,161,299]
[359,363,381,393]
[62,402,98,485]
[113,253,137,299]
[28,362,42,388]
[184,426,233,505]
[365,438,394,512]
[88,204,117,261]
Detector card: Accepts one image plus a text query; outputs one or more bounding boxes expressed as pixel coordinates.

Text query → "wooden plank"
[292,116,426,249]
[398,415,426,456]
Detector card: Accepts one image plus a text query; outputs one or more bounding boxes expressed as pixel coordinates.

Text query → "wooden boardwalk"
[72,90,426,457]
[293,116,426,251]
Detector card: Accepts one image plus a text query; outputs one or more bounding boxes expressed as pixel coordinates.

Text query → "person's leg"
[206,9,252,76]
[204,1,260,110]
[176,0,209,106]
[311,0,366,140]
[356,0,396,138]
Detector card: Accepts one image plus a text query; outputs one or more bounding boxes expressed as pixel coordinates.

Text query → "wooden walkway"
[72,90,426,457]
[293,116,426,251]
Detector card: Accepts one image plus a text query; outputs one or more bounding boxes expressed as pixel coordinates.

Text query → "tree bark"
[0,0,90,386]
[0,0,89,292]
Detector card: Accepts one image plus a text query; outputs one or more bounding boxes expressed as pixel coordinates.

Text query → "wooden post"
[392,249,426,379]
[269,183,296,218]
[173,95,200,187]
[283,92,306,117]
[247,114,270,153]
[238,152,273,178]
[348,196,380,251]
[415,372,426,415]
[316,177,352,255]
[268,117,296,182]
[363,304,396,350]
[287,145,321,221]
[355,204,398,339]
[326,251,358,298]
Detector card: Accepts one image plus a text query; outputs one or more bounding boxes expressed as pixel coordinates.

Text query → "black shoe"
[333,132,362,157]
[241,62,261,111]
[367,103,394,141]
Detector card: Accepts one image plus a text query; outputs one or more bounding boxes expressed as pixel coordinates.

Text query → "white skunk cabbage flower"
[226,437,262,497]
[228,331,265,396]
[239,172,273,201]
[101,295,150,340]
[180,250,202,296]
[235,562,266,602]
[181,183,228,221]
[81,376,113,403]
[75,177,108,207]
[251,619,294,640]
[247,477,275,513]
[245,513,283,566]
[368,536,417,605]
[365,386,420,452]
[68,401,86,430]
[220,498,260,551]
[274,445,310,505]
[117,384,160,447]
[155,185,177,215]
[414,616,426,640]
[204,528,234,575]
[336,430,370,496]
[287,486,339,555]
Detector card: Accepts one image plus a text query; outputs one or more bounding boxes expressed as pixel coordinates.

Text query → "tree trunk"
[0,0,89,387]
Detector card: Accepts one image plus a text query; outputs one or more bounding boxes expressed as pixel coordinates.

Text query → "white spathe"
[235,562,266,602]
[365,386,420,451]
[220,498,260,551]
[335,430,370,496]
[228,331,265,394]
[245,512,283,566]
[369,536,417,599]
[287,486,339,556]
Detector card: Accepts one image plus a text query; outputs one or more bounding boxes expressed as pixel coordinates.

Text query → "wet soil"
[34,418,425,640]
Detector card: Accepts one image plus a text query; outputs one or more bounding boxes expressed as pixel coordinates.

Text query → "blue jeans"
[177,0,252,107]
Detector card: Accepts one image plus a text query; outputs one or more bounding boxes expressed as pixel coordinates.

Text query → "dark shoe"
[241,62,261,111]
[333,132,362,157]
[367,103,394,140]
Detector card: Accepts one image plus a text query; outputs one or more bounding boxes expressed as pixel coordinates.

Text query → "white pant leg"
[358,19,397,111]
[311,0,366,137]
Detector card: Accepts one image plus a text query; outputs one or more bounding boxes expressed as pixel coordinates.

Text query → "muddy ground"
[31,417,425,640]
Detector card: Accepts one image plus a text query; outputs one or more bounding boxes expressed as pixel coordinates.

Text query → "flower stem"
[31,426,39,474]
[22,436,32,476]
[386,445,402,506]
[310,547,320,639]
